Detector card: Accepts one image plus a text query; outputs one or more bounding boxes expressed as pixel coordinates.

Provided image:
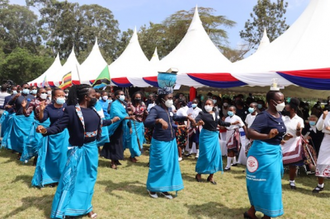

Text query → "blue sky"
[10,0,310,49]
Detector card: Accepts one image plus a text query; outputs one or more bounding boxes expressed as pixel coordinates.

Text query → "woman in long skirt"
[32,88,69,187]
[195,99,234,184]
[244,90,287,219]
[312,110,330,193]
[21,87,51,163]
[101,90,132,169]
[126,91,148,162]
[281,98,304,189]
[37,85,119,219]
[144,89,195,199]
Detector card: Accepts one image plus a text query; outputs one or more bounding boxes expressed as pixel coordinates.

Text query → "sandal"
[312,185,324,193]
[88,211,97,218]
[207,175,217,185]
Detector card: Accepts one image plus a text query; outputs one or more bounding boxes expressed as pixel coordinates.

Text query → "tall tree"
[0,3,40,54]
[240,0,289,50]
[26,0,121,61]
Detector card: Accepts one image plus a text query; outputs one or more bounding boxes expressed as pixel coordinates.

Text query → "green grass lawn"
[1,147,330,219]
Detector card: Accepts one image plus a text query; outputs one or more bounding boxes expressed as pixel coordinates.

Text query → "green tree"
[26,0,121,61]
[1,47,53,84]
[240,0,289,50]
[0,3,40,54]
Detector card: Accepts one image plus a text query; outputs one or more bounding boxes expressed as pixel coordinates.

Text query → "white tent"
[254,29,270,54]
[109,27,152,87]
[79,38,108,85]
[157,6,237,88]
[47,48,80,87]
[232,0,330,88]
[28,53,62,87]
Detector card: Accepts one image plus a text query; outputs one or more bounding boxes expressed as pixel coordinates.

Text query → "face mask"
[12,90,17,95]
[40,93,48,100]
[89,98,97,107]
[56,97,65,105]
[47,91,52,95]
[22,89,30,95]
[119,95,125,102]
[19,91,22,94]
[204,105,213,112]
[99,97,102,101]
[309,121,316,126]
[223,102,228,107]
[32,89,37,94]
[257,104,262,109]
[102,96,108,101]
[109,99,113,103]
[212,99,217,104]
[228,111,234,117]
[248,107,255,114]
[65,93,68,97]
[165,99,173,108]
[274,101,285,112]
[135,98,141,102]
[192,103,197,108]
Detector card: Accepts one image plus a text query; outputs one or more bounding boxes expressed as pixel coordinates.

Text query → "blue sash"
[195,129,223,174]
[21,118,51,162]
[51,141,98,218]
[246,140,284,217]
[146,138,183,192]
[128,121,144,157]
[122,120,131,150]
[10,113,35,153]
[96,116,110,147]
[1,112,15,149]
[0,111,9,137]
[32,129,69,187]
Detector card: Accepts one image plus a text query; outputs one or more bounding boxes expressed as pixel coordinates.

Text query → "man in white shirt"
[224,106,246,171]
[186,98,202,158]
[0,85,10,116]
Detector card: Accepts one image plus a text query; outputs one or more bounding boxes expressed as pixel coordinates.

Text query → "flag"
[59,72,72,89]
[92,65,111,89]
[41,75,48,88]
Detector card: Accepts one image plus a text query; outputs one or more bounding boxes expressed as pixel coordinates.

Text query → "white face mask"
[119,95,125,101]
[204,105,213,112]
[40,93,48,100]
[47,91,52,95]
[275,101,285,112]
[165,99,173,108]
[102,96,108,101]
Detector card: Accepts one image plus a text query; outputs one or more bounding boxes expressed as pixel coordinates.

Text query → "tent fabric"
[156,6,240,88]
[47,48,80,87]
[109,27,152,87]
[143,48,160,87]
[28,54,62,87]
[277,68,330,90]
[79,38,108,85]
[232,0,330,88]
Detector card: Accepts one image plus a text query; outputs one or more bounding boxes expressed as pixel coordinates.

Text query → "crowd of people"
[0,82,329,218]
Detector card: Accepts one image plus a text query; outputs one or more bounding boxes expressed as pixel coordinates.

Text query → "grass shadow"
[97,180,146,199]
[2,194,53,218]
[185,201,249,219]
[11,174,32,186]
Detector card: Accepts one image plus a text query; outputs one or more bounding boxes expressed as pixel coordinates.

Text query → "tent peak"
[188,5,202,32]
[255,28,270,53]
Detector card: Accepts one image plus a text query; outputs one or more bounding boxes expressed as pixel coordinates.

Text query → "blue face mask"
[56,97,65,105]
[109,99,113,103]
[248,107,255,113]
[12,90,17,95]
[22,89,30,95]
[228,111,234,117]
[119,95,125,102]
[257,104,263,109]
[309,121,316,126]
[192,103,197,108]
